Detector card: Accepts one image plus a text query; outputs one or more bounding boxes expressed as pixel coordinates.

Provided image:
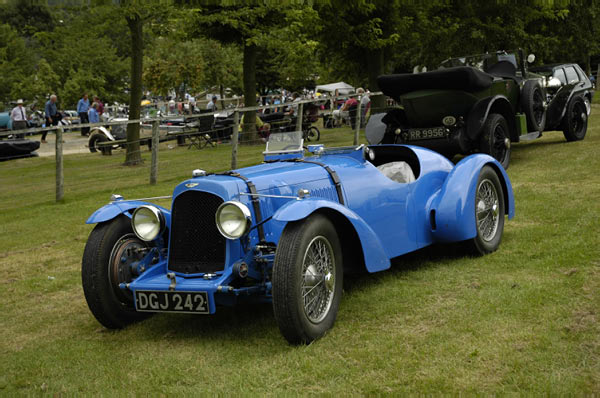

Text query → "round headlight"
[215,201,252,239]
[131,205,165,241]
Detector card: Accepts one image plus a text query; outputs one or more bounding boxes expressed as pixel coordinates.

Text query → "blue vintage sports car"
[82,131,514,344]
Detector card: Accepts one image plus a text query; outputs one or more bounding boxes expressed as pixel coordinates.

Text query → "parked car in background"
[81,131,514,344]
[0,110,12,131]
[62,110,80,125]
[371,50,590,169]
[529,63,594,117]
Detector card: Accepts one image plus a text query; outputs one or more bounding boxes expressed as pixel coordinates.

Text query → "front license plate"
[408,127,446,140]
[135,290,209,314]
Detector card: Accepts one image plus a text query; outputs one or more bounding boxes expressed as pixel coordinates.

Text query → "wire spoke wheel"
[476,180,500,242]
[272,214,343,344]
[467,166,505,255]
[532,89,545,126]
[480,113,511,169]
[301,236,335,323]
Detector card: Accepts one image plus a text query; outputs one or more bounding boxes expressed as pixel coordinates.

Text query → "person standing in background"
[206,96,218,112]
[78,93,90,136]
[41,94,60,143]
[10,99,29,138]
[88,102,99,124]
[93,96,104,116]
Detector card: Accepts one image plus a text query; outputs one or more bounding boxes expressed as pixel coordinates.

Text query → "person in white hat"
[10,99,29,138]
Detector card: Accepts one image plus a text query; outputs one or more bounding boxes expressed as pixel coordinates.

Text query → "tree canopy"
[1,0,599,112]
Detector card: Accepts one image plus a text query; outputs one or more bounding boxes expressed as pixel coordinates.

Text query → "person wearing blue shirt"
[88,102,99,124]
[77,93,90,136]
[41,94,60,143]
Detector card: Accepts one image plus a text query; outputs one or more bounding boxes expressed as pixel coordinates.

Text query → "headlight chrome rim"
[215,201,252,240]
[131,205,165,242]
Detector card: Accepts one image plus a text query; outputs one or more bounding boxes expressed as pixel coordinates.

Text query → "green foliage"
[11,58,60,106]
[143,38,206,97]
[0,23,37,106]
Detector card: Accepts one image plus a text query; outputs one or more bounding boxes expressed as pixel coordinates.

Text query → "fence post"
[296,102,303,132]
[354,101,362,146]
[150,120,159,185]
[231,110,239,170]
[55,127,64,202]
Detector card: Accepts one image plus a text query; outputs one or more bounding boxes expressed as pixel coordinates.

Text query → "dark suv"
[368,50,591,168]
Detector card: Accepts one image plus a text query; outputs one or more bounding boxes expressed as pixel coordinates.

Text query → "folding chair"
[187,111,216,149]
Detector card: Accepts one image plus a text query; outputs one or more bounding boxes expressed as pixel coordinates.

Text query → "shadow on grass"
[127,242,476,347]
[343,242,472,292]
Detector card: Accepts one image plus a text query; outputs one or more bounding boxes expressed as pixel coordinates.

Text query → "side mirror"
[527,54,536,64]
[547,77,562,89]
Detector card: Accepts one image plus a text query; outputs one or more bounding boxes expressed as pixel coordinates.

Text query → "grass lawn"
[1,114,599,394]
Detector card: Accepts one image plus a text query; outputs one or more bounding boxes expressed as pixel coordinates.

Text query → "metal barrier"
[0,92,385,203]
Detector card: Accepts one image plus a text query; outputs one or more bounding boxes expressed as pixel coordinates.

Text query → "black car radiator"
[168,191,226,274]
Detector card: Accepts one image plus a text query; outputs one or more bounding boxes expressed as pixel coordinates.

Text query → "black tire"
[272,214,343,344]
[305,126,320,142]
[521,80,546,132]
[88,133,107,153]
[82,216,153,329]
[466,166,505,255]
[562,97,588,142]
[479,113,511,170]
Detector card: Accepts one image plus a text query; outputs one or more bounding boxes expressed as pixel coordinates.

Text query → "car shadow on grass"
[343,242,471,292]
[130,243,477,346]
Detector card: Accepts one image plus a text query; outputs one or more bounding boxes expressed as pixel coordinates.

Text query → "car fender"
[429,154,514,242]
[90,126,115,141]
[466,95,517,141]
[272,198,391,273]
[86,200,171,225]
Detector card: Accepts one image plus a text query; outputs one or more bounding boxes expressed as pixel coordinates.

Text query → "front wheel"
[88,133,108,153]
[272,214,343,344]
[82,216,153,328]
[479,113,511,170]
[466,166,506,255]
[562,97,588,142]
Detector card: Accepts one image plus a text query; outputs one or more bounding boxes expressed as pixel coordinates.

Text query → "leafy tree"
[0,23,37,106]
[198,40,243,106]
[186,3,314,142]
[143,38,206,97]
[0,1,55,37]
[317,0,406,110]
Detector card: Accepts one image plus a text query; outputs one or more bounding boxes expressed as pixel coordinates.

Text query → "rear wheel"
[82,216,153,328]
[272,214,343,344]
[466,166,506,255]
[479,113,511,169]
[562,97,588,142]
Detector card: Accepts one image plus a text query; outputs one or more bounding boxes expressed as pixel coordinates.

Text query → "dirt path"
[30,131,91,157]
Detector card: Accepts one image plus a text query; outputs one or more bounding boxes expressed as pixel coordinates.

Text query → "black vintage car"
[369,50,591,168]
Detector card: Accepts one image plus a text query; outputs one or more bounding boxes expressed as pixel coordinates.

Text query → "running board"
[519,131,541,141]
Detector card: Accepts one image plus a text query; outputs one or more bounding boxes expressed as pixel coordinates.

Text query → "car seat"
[376,161,415,183]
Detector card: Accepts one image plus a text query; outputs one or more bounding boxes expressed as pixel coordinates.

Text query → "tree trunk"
[125,14,143,166]
[242,43,258,143]
[367,47,386,113]
[219,84,225,109]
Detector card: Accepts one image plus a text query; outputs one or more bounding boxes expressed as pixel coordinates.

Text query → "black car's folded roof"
[378,67,494,99]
